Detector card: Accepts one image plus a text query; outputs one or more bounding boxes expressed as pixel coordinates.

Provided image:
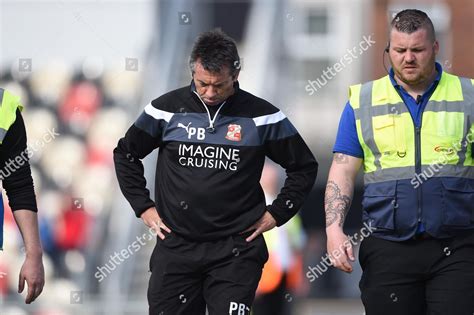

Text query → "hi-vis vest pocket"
[362,182,397,231]
[441,178,474,227]
[372,114,409,159]
[373,116,397,153]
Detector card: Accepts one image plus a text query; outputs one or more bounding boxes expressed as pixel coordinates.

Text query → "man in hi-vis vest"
[0,88,44,304]
[325,9,474,314]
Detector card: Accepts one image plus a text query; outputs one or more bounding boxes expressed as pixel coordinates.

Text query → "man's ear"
[233,70,240,82]
[433,40,440,55]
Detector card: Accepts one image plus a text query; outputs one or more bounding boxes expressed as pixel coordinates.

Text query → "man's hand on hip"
[242,211,277,242]
[140,207,171,240]
[326,226,355,273]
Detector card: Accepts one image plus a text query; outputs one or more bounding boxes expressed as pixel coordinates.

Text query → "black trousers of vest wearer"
[147,230,268,315]
[359,231,474,315]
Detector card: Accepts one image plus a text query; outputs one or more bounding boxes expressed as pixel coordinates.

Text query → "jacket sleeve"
[0,109,38,212]
[261,112,318,226]
[113,103,168,218]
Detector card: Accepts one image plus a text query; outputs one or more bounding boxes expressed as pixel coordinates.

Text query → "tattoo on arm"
[325,180,352,228]
[333,153,348,164]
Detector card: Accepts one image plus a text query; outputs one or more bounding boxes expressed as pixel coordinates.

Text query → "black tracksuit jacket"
[114,82,318,241]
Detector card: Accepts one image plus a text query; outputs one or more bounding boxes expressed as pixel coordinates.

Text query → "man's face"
[193,61,238,106]
[389,28,439,86]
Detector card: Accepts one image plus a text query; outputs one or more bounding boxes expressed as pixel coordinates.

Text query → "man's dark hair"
[391,9,436,42]
[189,29,240,78]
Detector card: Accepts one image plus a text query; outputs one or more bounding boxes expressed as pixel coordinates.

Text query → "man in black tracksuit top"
[114,30,318,315]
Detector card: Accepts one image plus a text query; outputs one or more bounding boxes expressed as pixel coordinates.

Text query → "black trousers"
[148,231,268,315]
[359,232,474,315]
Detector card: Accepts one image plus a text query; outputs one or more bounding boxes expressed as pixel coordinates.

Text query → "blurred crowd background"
[1,0,473,314]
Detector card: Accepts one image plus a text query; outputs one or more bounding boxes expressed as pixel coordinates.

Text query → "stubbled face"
[389,28,439,87]
[193,60,238,106]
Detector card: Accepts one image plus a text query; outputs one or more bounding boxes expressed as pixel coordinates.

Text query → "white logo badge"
[178,122,206,140]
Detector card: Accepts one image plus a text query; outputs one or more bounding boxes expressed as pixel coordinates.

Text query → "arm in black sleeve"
[113,108,164,218]
[0,109,37,212]
[265,133,318,226]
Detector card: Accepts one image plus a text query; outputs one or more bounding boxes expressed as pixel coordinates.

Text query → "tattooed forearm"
[333,153,348,164]
[325,180,352,228]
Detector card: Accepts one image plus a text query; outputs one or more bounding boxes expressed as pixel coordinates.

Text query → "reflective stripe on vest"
[349,73,474,184]
[0,88,23,144]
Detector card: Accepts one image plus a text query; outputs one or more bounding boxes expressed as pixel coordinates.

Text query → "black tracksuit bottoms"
[359,231,474,315]
[148,231,268,315]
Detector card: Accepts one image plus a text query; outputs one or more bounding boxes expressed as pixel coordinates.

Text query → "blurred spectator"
[59,79,102,135]
[0,58,129,313]
[253,163,306,315]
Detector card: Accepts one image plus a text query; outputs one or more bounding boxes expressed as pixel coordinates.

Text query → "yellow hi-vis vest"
[0,88,23,250]
[349,72,474,239]
[0,89,23,144]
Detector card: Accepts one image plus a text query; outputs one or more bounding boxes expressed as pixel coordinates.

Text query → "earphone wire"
[383,46,390,75]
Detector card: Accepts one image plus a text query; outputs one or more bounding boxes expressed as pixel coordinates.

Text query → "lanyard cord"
[192,91,226,133]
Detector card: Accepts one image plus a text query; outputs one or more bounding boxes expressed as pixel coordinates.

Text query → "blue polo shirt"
[333,62,443,233]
